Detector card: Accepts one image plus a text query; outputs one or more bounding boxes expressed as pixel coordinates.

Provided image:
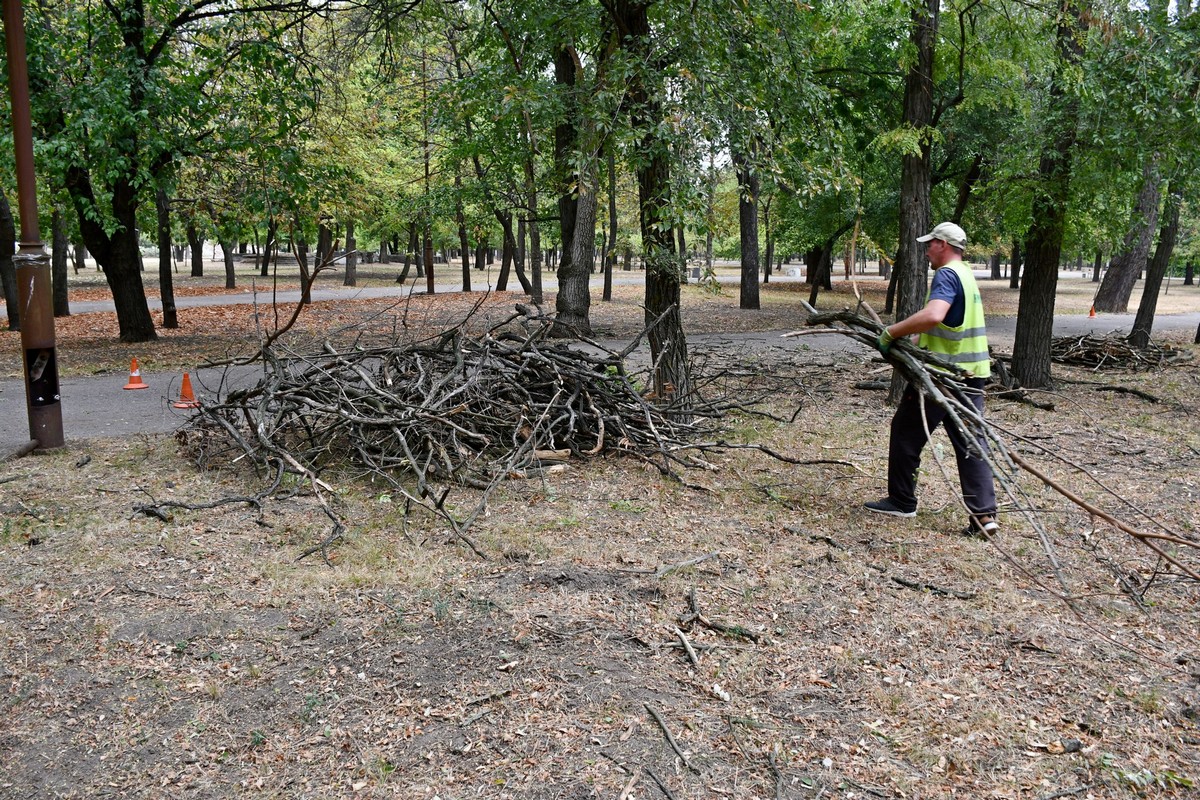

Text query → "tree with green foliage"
[1011,1,1088,389]
[22,0,323,342]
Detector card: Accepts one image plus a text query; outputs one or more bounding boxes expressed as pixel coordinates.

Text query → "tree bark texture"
[734,148,760,310]
[553,44,593,335]
[219,239,235,289]
[1009,238,1023,289]
[187,219,204,278]
[397,224,416,284]
[763,200,774,284]
[1129,190,1181,349]
[555,184,597,336]
[66,166,156,342]
[344,219,358,287]
[604,148,617,301]
[294,218,311,305]
[612,0,690,412]
[496,212,514,292]
[261,216,276,278]
[894,0,938,323]
[951,152,985,224]
[0,192,19,329]
[474,239,487,272]
[1094,158,1162,313]
[454,182,471,292]
[155,190,177,328]
[1012,0,1086,389]
[51,209,70,317]
[317,220,334,269]
[890,0,938,403]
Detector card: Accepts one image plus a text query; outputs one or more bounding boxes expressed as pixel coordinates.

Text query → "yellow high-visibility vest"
[918,261,991,379]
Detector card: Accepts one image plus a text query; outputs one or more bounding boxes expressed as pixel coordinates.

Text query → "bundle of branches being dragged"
[1050,333,1190,370]
[791,303,1200,609]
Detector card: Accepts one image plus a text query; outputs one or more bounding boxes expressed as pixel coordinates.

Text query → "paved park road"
[2,279,1197,451]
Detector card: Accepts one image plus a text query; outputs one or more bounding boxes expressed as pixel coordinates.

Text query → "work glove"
[877,329,896,355]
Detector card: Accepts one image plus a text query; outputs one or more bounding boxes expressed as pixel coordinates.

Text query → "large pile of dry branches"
[1051,333,1189,370]
[178,307,763,557]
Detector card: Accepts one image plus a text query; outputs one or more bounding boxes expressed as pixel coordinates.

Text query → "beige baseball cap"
[916,221,967,249]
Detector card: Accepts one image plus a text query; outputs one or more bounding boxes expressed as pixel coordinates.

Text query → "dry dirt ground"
[2,267,1199,799]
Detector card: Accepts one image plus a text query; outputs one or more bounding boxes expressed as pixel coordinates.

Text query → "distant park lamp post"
[3,0,64,449]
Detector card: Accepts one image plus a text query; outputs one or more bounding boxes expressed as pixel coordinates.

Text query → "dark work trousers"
[887,377,997,517]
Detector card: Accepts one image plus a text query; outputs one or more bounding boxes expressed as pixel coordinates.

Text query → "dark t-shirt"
[929,265,965,328]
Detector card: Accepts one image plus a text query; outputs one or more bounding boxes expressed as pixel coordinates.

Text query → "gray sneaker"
[864,498,916,518]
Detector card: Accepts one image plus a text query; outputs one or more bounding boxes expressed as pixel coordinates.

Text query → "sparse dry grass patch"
[2,277,1199,798]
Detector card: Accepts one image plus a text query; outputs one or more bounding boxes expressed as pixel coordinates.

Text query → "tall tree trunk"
[155,190,177,328]
[454,177,471,292]
[808,222,857,307]
[343,219,357,287]
[844,213,860,281]
[293,217,311,305]
[552,41,594,336]
[1,192,19,329]
[415,229,426,279]
[72,242,86,275]
[427,226,436,292]
[890,0,938,403]
[1012,0,1086,388]
[1092,249,1103,282]
[187,219,204,277]
[66,168,156,342]
[555,182,597,336]
[261,216,276,277]
[1094,159,1162,312]
[510,217,533,294]
[51,208,70,317]
[804,246,822,287]
[201,200,236,290]
[497,212,515,292]
[734,147,760,310]
[516,216,526,280]
[317,218,334,269]
[524,171,542,303]
[951,152,985,224]
[763,197,774,284]
[1129,190,1181,349]
[474,238,487,271]
[704,146,717,275]
[989,252,1002,280]
[1009,238,1023,289]
[612,0,690,412]
[604,148,617,301]
[397,224,415,283]
[219,239,235,289]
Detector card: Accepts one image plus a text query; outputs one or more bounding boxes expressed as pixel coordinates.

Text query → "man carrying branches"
[866,222,999,536]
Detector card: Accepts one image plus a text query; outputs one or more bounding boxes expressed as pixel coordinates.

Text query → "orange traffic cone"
[123,357,149,390]
[173,372,200,409]
[1088,306,1096,318]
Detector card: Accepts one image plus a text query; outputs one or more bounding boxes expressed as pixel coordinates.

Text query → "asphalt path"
[2,274,1198,450]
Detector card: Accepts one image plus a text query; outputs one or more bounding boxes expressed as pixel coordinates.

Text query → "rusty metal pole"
[3,0,64,449]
